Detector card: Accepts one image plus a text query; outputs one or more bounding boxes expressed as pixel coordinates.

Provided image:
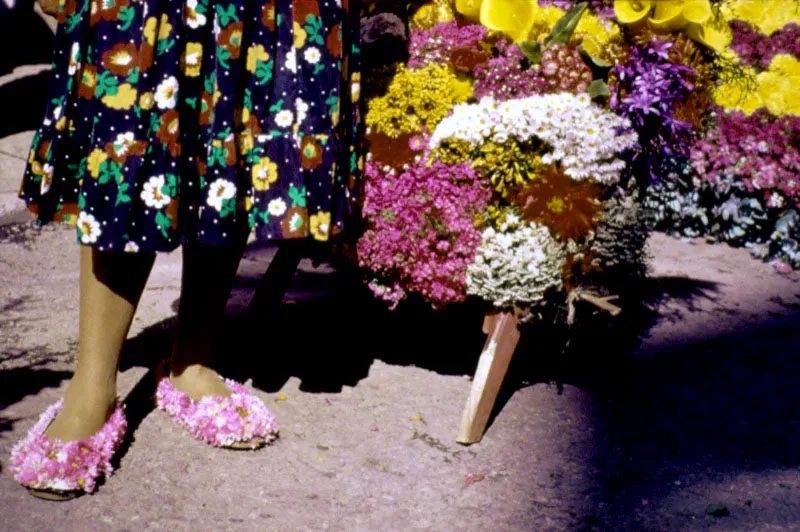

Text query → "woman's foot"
[168,364,233,401]
[155,361,278,449]
[44,374,117,443]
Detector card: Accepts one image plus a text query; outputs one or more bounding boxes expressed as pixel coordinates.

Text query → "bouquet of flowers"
[356,0,750,312]
[641,0,800,271]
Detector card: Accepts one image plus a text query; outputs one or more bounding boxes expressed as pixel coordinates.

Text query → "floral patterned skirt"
[19,0,361,252]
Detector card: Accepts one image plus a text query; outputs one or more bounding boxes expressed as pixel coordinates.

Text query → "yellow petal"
[479,0,536,42]
[681,0,712,24]
[649,2,686,31]
[685,22,732,53]
[613,0,652,24]
[455,0,483,20]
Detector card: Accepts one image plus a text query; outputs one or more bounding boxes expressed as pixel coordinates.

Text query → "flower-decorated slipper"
[154,363,278,450]
[9,400,127,501]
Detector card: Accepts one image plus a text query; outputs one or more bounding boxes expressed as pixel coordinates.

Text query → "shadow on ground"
[0,0,54,138]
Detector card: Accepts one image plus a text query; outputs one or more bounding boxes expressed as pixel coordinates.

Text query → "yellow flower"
[366,64,471,137]
[613,0,652,24]
[139,92,155,110]
[477,0,537,42]
[87,149,108,178]
[310,211,331,241]
[251,156,279,191]
[102,83,137,110]
[246,44,270,73]
[143,17,158,45]
[245,196,253,212]
[615,0,730,52]
[455,0,482,19]
[158,14,172,40]
[721,0,800,36]
[293,21,307,48]
[55,116,67,131]
[758,54,800,116]
[238,131,254,155]
[412,0,455,29]
[182,42,203,77]
[143,14,172,45]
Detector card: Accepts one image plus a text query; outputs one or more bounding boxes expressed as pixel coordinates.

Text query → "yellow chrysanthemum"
[87,149,108,178]
[366,64,472,138]
[246,44,270,73]
[310,211,331,241]
[251,156,279,191]
[721,0,800,35]
[757,54,800,116]
[102,83,137,110]
[293,21,307,48]
[714,54,800,115]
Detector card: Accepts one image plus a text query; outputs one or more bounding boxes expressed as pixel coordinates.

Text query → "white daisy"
[274,109,294,128]
[77,212,102,244]
[295,98,309,125]
[141,175,171,209]
[206,179,236,212]
[68,42,81,75]
[303,47,321,64]
[40,164,54,195]
[285,48,297,73]
[112,132,136,157]
[124,241,140,253]
[155,76,179,110]
[185,0,207,28]
[267,198,287,217]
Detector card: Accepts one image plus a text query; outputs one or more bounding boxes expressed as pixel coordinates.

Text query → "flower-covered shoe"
[154,364,278,450]
[9,400,127,500]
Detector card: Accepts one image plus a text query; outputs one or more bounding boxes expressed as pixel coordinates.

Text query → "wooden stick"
[456,311,521,444]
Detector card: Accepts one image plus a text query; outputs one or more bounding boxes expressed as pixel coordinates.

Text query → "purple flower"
[610,38,695,181]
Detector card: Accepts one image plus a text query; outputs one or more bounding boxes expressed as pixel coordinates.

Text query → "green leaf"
[217,47,231,69]
[258,210,269,224]
[586,53,612,68]
[547,2,588,46]
[313,63,325,76]
[116,182,131,206]
[289,185,307,208]
[155,211,172,239]
[219,198,236,219]
[97,161,113,185]
[204,74,215,94]
[519,41,542,64]
[157,39,176,56]
[78,193,86,210]
[588,79,610,99]
[268,98,285,113]
[126,68,140,84]
[185,96,198,109]
[118,6,135,31]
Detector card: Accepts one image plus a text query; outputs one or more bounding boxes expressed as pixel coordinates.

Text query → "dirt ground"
[1,205,800,531]
[2,10,800,529]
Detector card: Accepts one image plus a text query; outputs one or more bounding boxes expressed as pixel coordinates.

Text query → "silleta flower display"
[357,0,800,314]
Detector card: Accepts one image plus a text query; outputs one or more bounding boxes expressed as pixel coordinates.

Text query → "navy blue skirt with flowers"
[19,0,361,252]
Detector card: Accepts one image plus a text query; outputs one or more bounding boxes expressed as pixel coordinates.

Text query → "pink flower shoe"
[9,400,127,500]
[154,364,278,450]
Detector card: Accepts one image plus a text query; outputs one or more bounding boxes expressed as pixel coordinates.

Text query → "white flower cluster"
[429,93,638,184]
[466,213,566,308]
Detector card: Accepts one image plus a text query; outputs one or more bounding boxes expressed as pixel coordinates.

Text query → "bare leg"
[46,246,155,442]
[169,232,249,400]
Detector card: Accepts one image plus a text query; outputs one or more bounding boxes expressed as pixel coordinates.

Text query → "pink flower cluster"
[10,400,127,494]
[691,108,800,206]
[155,365,279,449]
[408,20,487,69]
[474,40,548,101]
[729,21,800,69]
[357,159,492,307]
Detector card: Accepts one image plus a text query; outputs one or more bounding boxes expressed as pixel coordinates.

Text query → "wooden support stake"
[456,311,521,445]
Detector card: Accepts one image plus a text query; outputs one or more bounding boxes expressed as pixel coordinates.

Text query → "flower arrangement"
[357,0,789,314]
[642,1,800,271]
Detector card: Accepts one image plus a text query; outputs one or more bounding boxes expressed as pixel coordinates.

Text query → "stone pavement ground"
[2,10,800,531]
